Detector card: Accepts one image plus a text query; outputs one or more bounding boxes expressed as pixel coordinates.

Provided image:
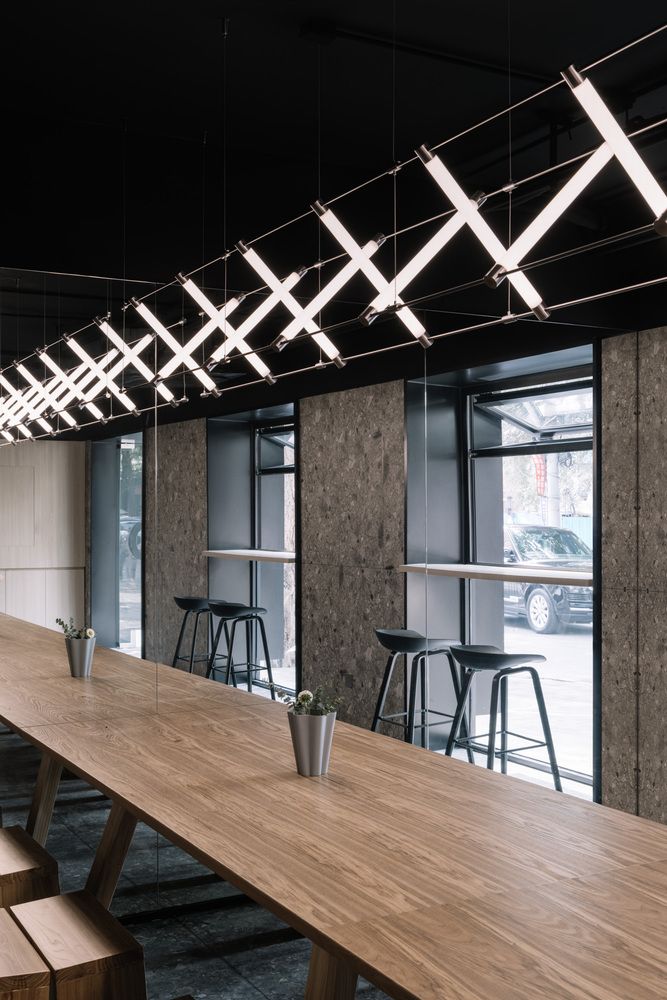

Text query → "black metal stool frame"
[206,608,276,699]
[172,608,215,674]
[372,649,474,760]
[445,664,563,792]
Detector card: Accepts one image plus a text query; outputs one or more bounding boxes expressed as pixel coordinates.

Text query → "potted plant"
[56,618,96,678]
[279,687,341,777]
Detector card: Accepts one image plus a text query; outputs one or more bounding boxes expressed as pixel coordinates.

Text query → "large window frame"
[461,371,597,793]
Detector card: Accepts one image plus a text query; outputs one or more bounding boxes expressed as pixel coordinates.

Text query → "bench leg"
[306,945,358,1000]
[26,752,63,846]
[86,802,137,908]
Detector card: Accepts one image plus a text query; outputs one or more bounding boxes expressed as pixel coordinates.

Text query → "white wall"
[0,441,85,629]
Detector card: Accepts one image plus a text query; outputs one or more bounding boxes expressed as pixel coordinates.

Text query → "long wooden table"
[2,614,667,999]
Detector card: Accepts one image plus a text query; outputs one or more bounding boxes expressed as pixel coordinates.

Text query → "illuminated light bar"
[15,363,79,428]
[366,212,467,318]
[0,373,53,434]
[313,202,433,346]
[1,430,14,443]
[131,299,218,392]
[0,382,41,430]
[178,275,276,384]
[417,145,548,318]
[237,242,345,365]
[96,320,175,403]
[66,336,137,414]
[274,237,383,349]
[487,142,614,285]
[40,351,110,421]
[563,65,667,235]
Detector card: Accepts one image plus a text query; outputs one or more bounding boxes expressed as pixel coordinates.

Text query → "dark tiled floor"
[0,729,388,1000]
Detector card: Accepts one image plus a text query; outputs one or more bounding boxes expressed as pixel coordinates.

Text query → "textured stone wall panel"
[300,382,406,732]
[144,419,208,669]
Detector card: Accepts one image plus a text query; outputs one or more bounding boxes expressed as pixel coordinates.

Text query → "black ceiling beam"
[299,18,552,84]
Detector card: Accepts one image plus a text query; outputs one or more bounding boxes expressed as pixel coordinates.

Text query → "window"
[469,378,594,795]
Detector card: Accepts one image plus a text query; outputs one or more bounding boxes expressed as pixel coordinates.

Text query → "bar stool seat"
[372,629,473,755]
[207,601,275,698]
[446,645,562,791]
[172,596,223,673]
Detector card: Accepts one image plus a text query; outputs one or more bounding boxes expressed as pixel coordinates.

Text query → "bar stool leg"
[189,612,203,674]
[256,616,276,699]
[527,667,563,792]
[226,619,239,687]
[487,672,501,771]
[420,655,429,750]
[447,656,474,764]
[371,653,400,732]
[172,610,191,668]
[500,674,509,775]
[206,617,225,679]
[445,668,474,757]
[406,654,421,745]
[245,620,253,692]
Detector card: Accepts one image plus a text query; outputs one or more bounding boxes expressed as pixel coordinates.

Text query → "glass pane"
[118,433,142,655]
[475,385,593,444]
[257,469,296,692]
[259,427,295,469]
[473,448,593,791]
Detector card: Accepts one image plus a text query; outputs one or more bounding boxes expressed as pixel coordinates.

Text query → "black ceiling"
[1,1,666,435]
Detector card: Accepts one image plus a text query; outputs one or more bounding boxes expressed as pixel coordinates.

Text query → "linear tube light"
[40,351,109,422]
[177,277,276,384]
[563,66,667,235]
[236,242,346,365]
[96,320,175,403]
[15,364,79,429]
[0,374,52,434]
[313,202,433,345]
[66,336,138,414]
[131,299,218,393]
[417,145,549,318]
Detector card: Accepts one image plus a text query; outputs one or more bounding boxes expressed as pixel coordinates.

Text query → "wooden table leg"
[305,944,358,1000]
[26,752,63,846]
[85,800,137,908]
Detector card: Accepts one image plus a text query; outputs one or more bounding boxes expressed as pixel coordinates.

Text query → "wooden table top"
[2,613,667,999]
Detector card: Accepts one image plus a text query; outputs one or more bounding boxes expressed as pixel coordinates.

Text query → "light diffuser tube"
[16,364,78,427]
[67,337,137,412]
[98,321,174,402]
[565,70,667,223]
[178,279,272,376]
[317,208,428,339]
[0,374,52,433]
[239,245,344,362]
[278,242,380,344]
[0,383,40,429]
[1,430,14,443]
[420,152,546,313]
[41,353,115,421]
[132,300,217,391]
[370,214,466,313]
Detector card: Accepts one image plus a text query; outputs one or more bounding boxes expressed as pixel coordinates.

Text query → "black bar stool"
[206,601,276,699]
[446,645,562,792]
[372,629,473,758]
[172,597,215,673]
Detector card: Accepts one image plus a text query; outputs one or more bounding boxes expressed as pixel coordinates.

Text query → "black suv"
[503,524,592,633]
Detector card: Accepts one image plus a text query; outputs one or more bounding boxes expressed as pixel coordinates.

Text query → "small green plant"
[277,686,342,716]
[56,618,96,640]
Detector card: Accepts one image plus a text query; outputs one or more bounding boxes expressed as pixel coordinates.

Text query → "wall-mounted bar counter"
[205,549,296,564]
[399,562,593,587]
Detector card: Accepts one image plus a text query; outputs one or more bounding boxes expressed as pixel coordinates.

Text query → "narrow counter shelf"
[399,562,593,587]
[204,549,296,564]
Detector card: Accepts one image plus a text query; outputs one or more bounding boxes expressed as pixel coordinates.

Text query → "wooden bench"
[0,827,59,907]
[10,890,147,1000]
[0,907,51,999]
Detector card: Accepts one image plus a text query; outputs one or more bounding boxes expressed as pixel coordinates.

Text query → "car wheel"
[526,588,561,634]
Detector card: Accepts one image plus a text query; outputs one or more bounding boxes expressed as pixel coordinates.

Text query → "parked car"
[503,524,592,633]
[120,510,142,565]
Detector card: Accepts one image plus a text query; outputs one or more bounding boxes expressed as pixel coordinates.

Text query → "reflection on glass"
[118,434,143,656]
